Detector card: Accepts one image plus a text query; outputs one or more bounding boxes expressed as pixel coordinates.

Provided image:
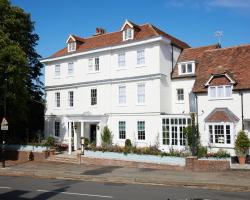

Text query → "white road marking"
[36,189,113,198]
[0,186,11,189]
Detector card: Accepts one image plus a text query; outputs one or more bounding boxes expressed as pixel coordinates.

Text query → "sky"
[11,0,250,82]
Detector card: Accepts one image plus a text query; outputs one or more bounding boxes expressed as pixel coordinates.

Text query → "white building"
[41,20,250,155]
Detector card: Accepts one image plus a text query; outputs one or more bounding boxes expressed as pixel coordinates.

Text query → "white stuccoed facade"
[42,21,250,155]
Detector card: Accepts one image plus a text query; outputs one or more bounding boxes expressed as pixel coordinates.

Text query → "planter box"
[84,150,186,166]
[1,144,49,152]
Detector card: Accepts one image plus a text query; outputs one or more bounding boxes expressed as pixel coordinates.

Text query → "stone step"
[47,156,80,164]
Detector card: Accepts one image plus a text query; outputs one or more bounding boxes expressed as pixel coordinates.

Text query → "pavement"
[0,160,250,193]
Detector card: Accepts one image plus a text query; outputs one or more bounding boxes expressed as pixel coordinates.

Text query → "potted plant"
[235,131,250,165]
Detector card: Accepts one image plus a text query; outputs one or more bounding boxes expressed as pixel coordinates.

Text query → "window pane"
[55,65,60,76]
[226,125,231,144]
[55,122,60,137]
[137,49,145,65]
[187,63,192,73]
[177,89,184,101]
[119,121,126,139]
[181,64,186,73]
[137,84,145,104]
[118,86,126,104]
[138,121,145,140]
[225,86,232,97]
[68,91,74,107]
[118,53,125,67]
[217,86,224,98]
[55,92,60,107]
[95,58,99,71]
[88,59,93,71]
[209,125,213,143]
[214,125,224,143]
[91,89,97,105]
[210,87,216,98]
[68,62,74,75]
[171,126,178,145]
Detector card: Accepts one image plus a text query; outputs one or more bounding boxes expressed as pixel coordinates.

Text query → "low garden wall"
[186,156,231,171]
[1,144,51,162]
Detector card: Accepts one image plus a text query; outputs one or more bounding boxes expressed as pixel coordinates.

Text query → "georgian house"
[41,20,250,155]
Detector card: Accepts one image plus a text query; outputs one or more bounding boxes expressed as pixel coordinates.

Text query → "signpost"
[1,118,8,131]
[1,118,8,168]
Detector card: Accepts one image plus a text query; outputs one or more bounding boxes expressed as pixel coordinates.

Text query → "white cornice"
[41,36,170,63]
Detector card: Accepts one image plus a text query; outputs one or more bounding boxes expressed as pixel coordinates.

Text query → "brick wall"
[4,150,51,162]
[185,156,230,171]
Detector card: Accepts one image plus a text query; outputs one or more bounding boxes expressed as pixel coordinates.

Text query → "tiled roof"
[171,44,220,79]
[47,22,190,59]
[205,108,239,122]
[193,44,250,92]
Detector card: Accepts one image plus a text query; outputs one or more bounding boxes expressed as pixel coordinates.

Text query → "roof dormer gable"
[205,72,236,87]
[121,20,139,41]
[66,35,84,53]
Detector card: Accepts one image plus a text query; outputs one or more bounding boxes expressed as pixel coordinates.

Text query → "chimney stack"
[95,27,106,36]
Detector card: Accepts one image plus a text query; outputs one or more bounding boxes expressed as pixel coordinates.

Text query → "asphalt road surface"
[0,176,249,200]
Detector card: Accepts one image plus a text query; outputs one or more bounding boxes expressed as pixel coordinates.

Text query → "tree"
[0,0,44,143]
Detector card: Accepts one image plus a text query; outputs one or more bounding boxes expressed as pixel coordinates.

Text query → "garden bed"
[84,150,186,166]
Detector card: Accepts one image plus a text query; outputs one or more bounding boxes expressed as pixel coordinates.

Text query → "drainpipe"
[240,91,244,130]
[171,44,174,72]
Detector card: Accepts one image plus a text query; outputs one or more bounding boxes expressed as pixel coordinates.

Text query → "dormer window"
[123,28,134,41]
[178,61,195,75]
[208,85,232,99]
[68,42,76,52]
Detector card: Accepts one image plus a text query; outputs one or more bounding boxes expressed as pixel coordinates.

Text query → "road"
[0,176,249,200]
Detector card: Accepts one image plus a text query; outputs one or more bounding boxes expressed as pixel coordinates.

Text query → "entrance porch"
[67,121,101,155]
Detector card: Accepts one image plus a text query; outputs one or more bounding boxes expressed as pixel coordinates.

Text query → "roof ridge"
[205,43,250,52]
[184,44,219,50]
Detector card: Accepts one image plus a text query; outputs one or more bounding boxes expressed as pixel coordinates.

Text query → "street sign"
[1,118,8,131]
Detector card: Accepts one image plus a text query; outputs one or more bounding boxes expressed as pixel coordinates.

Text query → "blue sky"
[11,0,250,82]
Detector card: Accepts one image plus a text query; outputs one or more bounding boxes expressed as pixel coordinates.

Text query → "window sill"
[116,67,127,71]
[179,72,194,76]
[175,101,185,104]
[53,107,61,110]
[87,71,100,75]
[136,103,146,106]
[135,65,146,68]
[90,105,98,108]
[208,97,233,101]
[67,75,74,78]
[116,104,127,107]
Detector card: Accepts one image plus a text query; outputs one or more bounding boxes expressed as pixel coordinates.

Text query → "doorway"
[90,124,97,143]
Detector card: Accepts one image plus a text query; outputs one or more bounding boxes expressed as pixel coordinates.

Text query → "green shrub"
[125,139,132,148]
[84,138,89,147]
[43,136,55,147]
[213,149,230,158]
[101,126,113,148]
[197,145,207,158]
[183,125,200,151]
[235,131,250,156]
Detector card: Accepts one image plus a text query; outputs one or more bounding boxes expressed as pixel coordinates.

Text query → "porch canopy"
[205,107,239,123]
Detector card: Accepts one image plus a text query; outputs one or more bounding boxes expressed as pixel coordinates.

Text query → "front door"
[90,124,97,143]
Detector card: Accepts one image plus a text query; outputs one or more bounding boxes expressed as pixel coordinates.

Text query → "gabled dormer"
[178,61,196,75]
[66,35,84,53]
[205,71,236,99]
[121,20,139,41]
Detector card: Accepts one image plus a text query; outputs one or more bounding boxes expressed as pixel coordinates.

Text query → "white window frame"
[68,91,74,108]
[118,52,126,67]
[68,42,76,52]
[54,92,60,108]
[178,61,195,75]
[54,64,60,77]
[176,88,184,102]
[123,28,134,41]
[118,121,126,140]
[88,57,100,72]
[54,121,60,137]
[137,83,145,105]
[137,121,145,140]
[162,117,191,146]
[68,62,74,75]
[137,49,145,65]
[208,85,232,100]
[91,88,97,106]
[207,123,233,147]
[118,85,126,105]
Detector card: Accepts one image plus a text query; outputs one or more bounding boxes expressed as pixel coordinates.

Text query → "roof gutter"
[40,36,170,63]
